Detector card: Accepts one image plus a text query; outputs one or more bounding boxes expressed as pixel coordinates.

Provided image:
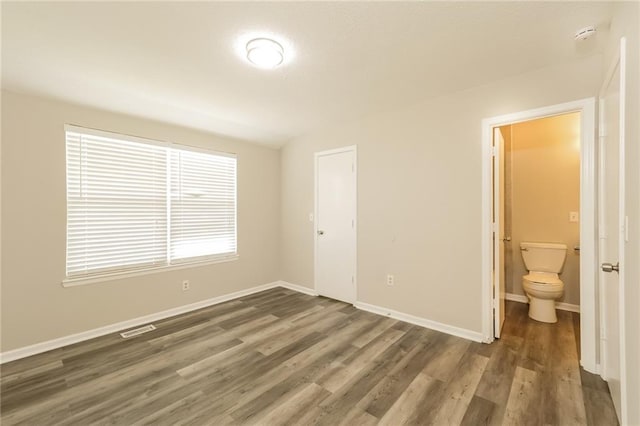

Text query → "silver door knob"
[317,230,324,235]
[601,262,619,273]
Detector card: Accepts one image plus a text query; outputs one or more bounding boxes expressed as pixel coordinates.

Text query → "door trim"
[314,145,358,303]
[480,99,597,373]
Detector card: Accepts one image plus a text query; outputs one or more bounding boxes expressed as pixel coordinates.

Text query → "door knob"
[601,262,619,273]
[317,230,324,235]
[503,237,511,242]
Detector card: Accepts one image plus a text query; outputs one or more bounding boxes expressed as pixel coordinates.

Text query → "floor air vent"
[120,324,156,338]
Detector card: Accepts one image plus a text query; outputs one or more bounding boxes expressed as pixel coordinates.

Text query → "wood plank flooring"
[0,288,619,425]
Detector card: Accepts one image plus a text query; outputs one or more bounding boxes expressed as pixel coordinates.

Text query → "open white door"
[598,37,627,422]
[314,146,357,303]
[493,128,506,338]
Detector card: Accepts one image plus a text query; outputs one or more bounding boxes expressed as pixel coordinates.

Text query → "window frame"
[62,125,238,287]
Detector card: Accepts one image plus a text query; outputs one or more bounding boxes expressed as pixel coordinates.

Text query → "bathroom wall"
[508,112,581,305]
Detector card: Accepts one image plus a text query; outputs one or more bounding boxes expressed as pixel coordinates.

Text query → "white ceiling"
[1,2,612,147]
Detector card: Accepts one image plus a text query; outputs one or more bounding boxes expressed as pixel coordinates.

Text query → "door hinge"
[352,275,355,284]
[352,219,355,228]
[492,146,497,157]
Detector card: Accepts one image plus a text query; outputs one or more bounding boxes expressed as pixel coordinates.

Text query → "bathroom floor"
[478,300,619,425]
[0,290,619,425]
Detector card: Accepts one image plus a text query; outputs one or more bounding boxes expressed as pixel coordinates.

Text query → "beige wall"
[0,91,281,352]
[281,55,602,333]
[507,113,581,305]
[605,2,640,423]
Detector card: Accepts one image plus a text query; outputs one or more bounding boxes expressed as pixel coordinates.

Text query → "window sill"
[62,255,239,288]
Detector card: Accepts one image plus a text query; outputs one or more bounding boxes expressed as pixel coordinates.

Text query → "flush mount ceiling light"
[246,38,284,69]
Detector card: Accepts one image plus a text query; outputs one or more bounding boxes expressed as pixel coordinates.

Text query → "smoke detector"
[574,26,597,41]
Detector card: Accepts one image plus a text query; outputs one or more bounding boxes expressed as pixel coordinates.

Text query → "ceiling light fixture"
[246,38,284,69]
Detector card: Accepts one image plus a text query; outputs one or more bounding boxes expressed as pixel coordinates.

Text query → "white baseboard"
[1,280,492,364]
[505,292,580,313]
[555,301,580,313]
[353,301,485,343]
[280,282,485,343]
[275,280,318,296]
[0,281,282,364]
[505,293,530,304]
[581,361,601,375]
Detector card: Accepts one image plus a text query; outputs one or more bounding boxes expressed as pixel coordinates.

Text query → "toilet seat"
[523,272,562,285]
[523,280,563,294]
[523,272,563,295]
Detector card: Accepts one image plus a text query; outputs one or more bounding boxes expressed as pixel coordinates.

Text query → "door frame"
[493,127,506,338]
[314,145,358,303]
[598,37,627,423]
[480,98,598,373]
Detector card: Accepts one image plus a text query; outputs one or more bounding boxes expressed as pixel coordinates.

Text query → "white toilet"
[520,242,567,323]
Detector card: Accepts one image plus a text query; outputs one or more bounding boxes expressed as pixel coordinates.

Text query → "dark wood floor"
[0,288,618,425]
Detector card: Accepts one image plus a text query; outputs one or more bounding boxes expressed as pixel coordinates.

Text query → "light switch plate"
[569,211,579,222]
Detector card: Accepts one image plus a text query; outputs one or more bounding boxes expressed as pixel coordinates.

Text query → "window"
[65,125,237,282]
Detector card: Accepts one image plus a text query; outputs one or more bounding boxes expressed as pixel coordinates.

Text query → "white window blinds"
[65,126,237,280]
[66,130,168,277]
[169,148,237,262]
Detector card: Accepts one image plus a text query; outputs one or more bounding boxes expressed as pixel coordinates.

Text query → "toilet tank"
[520,242,567,273]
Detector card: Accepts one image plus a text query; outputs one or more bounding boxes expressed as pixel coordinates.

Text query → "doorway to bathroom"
[499,112,582,319]
[481,98,598,373]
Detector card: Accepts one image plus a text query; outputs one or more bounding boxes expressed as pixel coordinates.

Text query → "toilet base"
[527,296,558,323]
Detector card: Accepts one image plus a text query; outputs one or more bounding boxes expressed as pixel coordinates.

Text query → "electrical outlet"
[182,280,190,291]
[386,274,394,286]
[569,211,579,222]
